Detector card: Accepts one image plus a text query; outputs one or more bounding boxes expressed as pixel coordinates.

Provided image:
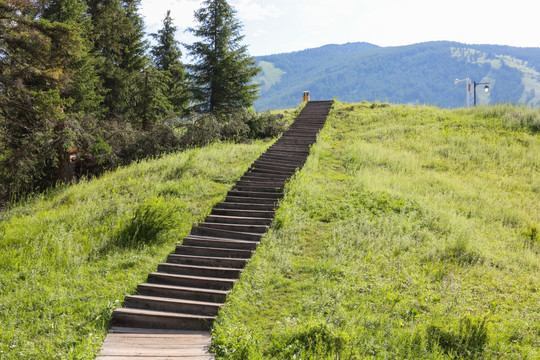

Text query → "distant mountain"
[253,41,540,110]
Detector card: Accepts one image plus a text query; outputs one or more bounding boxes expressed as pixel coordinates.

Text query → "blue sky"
[140,0,540,57]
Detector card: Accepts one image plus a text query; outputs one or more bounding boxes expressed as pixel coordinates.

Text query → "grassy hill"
[254,41,540,111]
[212,102,540,358]
[1,102,539,359]
[0,141,273,359]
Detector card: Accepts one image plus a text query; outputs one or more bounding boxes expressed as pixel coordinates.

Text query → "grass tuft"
[114,196,180,248]
[427,315,489,358]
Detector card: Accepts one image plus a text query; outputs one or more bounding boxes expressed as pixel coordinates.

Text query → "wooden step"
[251,163,299,173]
[225,195,278,205]
[166,253,247,268]
[111,308,214,331]
[148,272,236,290]
[248,168,296,177]
[212,203,275,212]
[175,245,253,259]
[204,215,272,226]
[137,283,228,303]
[257,152,307,161]
[190,226,263,241]
[124,295,221,316]
[232,184,282,193]
[211,208,275,218]
[241,172,290,180]
[227,190,283,199]
[157,263,242,279]
[183,235,259,250]
[234,179,286,187]
[198,222,268,234]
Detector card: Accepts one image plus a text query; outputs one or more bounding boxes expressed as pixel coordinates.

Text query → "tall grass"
[212,101,540,359]
[0,141,270,359]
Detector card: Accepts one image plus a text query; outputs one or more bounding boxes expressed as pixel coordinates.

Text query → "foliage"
[181,109,288,147]
[0,141,270,359]
[0,0,267,207]
[151,10,190,117]
[186,0,260,114]
[0,0,97,202]
[87,0,149,120]
[212,101,540,359]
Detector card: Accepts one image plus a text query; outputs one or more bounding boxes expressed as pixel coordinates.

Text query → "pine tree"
[86,0,148,121]
[151,10,190,117]
[186,0,260,115]
[43,0,103,116]
[0,0,90,199]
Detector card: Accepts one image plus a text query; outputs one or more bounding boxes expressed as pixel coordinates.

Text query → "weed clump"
[522,225,539,250]
[427,316,489,358]
[115,197,179,248]
[269,322,350,358]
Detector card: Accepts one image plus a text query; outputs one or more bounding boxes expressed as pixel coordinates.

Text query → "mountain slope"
[254,41,540,110]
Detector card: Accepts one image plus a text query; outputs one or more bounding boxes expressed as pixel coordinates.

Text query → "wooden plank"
[99,348,210,356]
[97,356,213,360]
[110,327,211,335]
[105,334,211,342]
[103,339,211,346]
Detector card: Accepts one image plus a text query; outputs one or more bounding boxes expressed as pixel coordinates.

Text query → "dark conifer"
[186,0,260,115]
[86,0,148,120]
[151,10,190,116]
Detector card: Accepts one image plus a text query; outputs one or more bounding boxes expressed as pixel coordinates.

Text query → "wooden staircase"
[98,100,333,358]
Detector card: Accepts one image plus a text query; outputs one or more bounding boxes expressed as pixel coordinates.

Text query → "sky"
[140,0,540,57]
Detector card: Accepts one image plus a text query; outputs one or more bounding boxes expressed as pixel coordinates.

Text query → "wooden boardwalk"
[96,101,333,359]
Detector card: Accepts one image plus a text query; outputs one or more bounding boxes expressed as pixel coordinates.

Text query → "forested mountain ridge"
[254,41,540,110]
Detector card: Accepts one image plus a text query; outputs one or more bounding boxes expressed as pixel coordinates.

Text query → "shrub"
[181,112,224,146]
[181,109,287,147]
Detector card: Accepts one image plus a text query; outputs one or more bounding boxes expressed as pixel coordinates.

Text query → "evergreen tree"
[86,0,148,121]
[151,10,190,117]
[186,0,260,115]
[43,0,103,116]
[0,0,90,199]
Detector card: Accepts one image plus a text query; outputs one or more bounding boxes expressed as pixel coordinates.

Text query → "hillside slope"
[254,41,540,110]
[0,141,272,359]
[213,101,540,358]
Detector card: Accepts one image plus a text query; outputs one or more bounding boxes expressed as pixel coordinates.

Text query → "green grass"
[2,102,539,359]
[0,141,271,359]
[212,101,540,359]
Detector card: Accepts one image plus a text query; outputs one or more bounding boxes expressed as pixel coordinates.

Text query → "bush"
[181,109,287,147]
[120,124,182,164]
[181,112,224,147]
